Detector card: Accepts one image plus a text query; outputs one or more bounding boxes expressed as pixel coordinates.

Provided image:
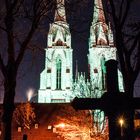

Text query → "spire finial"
[75,60,78,80]
[54,0,66,22]
[90,0,108,46]
[93,0,106,24]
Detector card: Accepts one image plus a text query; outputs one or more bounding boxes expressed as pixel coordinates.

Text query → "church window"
[100,55,106,90]
[97,39,106,45]
[56,58,62,89]
[94,68,98,73]
[56,39,63,46]
[47,68,51,73]
[53,34,55,42]
[66,68,70,73]
[51,99,65,103]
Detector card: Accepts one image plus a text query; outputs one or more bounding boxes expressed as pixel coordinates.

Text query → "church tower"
[38,0,73,103]
[88,0,122,93]
[88,0,123,132]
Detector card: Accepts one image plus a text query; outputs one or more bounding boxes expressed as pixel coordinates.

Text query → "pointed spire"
[92,0,106,24]
[75,60,78,80]
[83,72,85,79]
[54,27,65,43]
[97,24,107,45]
[90,0,108,45]
[78,72,80,81]
[89,28,96,47]
[54,0,66,22]
[108,22,114,45]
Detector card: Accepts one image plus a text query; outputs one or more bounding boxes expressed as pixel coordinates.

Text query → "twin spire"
[53,0,113,46]
[90,0,113,46]
[54,0,107,28]
[54,0,106,23]
[93,0,106,24]
[54,0,66,22]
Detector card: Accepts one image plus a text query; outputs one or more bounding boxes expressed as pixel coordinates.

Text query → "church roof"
[90,0,109,46]
[49,22,70,47]
[54,0,66,22]
[48,0,70,47]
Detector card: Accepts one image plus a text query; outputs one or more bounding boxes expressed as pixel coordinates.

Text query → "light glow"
[55,123,66,128]
[119,118,124,127]
[26,88,34,101]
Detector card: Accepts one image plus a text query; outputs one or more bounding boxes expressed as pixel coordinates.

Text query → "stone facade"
[38,0,123,104]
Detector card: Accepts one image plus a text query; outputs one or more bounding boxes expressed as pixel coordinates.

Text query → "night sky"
[0,0,140,102]
[0,0,93,102]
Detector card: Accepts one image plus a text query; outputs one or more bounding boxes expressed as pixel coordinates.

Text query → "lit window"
[56,58,62,89]
[47,68,51,73]
[66,68,70,73]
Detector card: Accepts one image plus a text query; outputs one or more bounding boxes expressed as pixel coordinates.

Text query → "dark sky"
[5,0,93,102]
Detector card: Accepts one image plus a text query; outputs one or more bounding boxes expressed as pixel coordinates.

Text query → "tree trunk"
[2,116,13,140]
[115,26,135,140]
[124,84,135,140]
[2,64,17,140]
[125,110,135,140]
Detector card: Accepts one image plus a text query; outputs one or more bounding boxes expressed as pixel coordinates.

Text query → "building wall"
[38,0,123,104]
[38,3,73,103]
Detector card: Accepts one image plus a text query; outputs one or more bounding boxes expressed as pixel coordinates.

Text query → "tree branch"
[0,26,7,32]
[15,25,36,69]
[5,0,15,63]
[108,0,127,83]
[120,0,132,28]
[0,54,6,77]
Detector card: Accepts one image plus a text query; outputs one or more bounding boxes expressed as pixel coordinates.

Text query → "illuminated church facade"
[38,0,123,103]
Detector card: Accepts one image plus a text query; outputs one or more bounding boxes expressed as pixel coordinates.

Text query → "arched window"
[100,55,106,90]
[56,58,62,89]
[56,39,63,46]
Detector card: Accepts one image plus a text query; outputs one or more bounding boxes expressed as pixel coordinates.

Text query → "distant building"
[0,103,139,140]
[11,104,105,140]
[38,0,123,103]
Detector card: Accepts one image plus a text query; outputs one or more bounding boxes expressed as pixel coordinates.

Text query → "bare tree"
[0,0,56,139]
[102,0,140,139]
[13,102,36,129]
[0,0,90,139]
[52,105,109,140]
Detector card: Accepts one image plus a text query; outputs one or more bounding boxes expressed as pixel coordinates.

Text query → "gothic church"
[38,0,123,103]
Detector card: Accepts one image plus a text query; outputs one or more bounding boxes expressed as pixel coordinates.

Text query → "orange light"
[55,123,65,128]
[119,118,124,127]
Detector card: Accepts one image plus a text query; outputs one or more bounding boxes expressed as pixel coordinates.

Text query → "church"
[38,0,123,103]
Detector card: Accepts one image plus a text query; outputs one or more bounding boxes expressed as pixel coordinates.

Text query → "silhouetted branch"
[0,54,6,77]
[0,26,7,32]
[16,25,36,68]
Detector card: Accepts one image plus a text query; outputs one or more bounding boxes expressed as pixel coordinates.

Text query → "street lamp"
[118,117,124,137]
